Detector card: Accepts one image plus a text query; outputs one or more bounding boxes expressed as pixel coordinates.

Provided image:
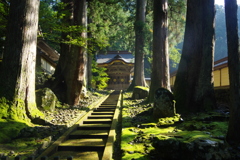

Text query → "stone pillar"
[153,88,176,119]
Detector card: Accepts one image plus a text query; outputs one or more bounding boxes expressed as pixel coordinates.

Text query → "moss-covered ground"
[0,90,108,158]
[0,90,233,159]
[121,92,231,160]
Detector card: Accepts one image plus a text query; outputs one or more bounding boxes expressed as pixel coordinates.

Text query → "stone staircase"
[45,91,121,160]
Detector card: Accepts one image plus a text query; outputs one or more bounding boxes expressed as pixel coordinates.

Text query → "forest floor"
[0,90,109,159]
[0,90,239,160]
[119,92,240,160]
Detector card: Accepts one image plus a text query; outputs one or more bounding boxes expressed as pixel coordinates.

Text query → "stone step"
[58,139,106,151]
[83,119,112,124]
[99,105,116,107]
[91,112,114,115]
[94,109,115,112]
[77,124,111,130]
[93,109,115,113]
[88,115,113,119]
[69,130,109,139]
[96,107,116,110]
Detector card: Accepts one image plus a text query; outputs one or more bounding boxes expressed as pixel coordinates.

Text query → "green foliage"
[169,47,181,72]
[91,61,109,89]
[168,0,186,47]
[0,0,9,55]
[39,0,61,51]
[60,25,87,47]
[88,0,132,52]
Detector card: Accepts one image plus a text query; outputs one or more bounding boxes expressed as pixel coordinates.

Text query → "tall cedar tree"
[129,0,147,90]
[49,0,87,106]
[0,0,44,122]
[147,0,170,102]
[173,0,216,113]
[224,0,240,145]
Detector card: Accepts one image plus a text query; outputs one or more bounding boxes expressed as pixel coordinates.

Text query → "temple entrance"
[107,62,132,90]
[97,51,134,91]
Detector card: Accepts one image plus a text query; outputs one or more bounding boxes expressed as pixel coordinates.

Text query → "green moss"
[11,99,45,121]
[121,127,154,160]
[121,91,229,159]
[122,152,150,160]
[134,86,149,91]
[0,137,41,157]
[0,119,28,143]
[0,97,11,119]
[121,127,137,144]
[158,114,181,126]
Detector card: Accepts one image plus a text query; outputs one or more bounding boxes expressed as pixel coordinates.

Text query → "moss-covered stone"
[153,88,176,119]
[132,86,149,99]
[36,88,57,112]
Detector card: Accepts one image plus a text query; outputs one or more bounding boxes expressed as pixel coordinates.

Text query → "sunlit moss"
[122,152,150,160]
[0,137,41,157]
[158,114,181,125]
[0,97,11,119]
[0,120,28,143]
[121,90,230,159]
[121,127,137,144]
[134,86,149,91]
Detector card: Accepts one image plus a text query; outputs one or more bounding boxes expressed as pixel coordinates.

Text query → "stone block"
[153,88,176,119]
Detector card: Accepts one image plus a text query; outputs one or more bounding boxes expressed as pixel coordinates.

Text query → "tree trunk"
[129,0,147,90]
[49,0,73,103]
[49,0,87,106]
[0,0,44,122]
[147,0,170,102]
[224,0,240,145]
[195,0,216,111]
[174,0,215,113]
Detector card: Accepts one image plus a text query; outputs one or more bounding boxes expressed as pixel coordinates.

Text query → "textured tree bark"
[0,0,44,121]
[129,0,147,90]
[174,0,216,112]
[224,0,240,145]
[50,0,87,106]
[49,0,73,103]
[148,0,170,102]
[195,0,216,111]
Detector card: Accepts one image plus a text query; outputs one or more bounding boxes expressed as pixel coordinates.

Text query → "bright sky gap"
[215,0,240,5]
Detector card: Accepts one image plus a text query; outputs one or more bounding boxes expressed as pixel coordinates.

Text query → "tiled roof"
[37,39,59,62]
[96,51,134,64]
[214,57,228,70]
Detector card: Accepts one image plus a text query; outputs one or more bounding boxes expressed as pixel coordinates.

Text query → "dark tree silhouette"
[147,0,170,102]
[174,0,216,113]
[224,0,240,145]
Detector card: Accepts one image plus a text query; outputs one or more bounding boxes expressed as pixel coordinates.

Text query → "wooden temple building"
[170,57,229,89]
[37,39,59,74]
[0,38,59,74]
[96,51,134,91]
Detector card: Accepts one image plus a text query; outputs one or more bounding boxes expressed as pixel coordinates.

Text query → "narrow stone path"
[36,91,121,160]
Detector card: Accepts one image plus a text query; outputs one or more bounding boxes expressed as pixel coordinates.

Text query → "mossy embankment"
[0,90,108,158]
[121,91,237,160]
